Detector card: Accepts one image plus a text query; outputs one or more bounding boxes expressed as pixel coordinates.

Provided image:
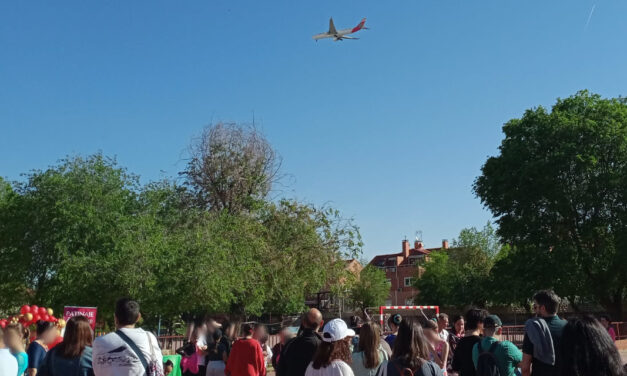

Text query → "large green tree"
[474,91,627,318]
[349,265,390,317]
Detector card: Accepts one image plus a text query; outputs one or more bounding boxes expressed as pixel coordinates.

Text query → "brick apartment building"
[369,239,449,306]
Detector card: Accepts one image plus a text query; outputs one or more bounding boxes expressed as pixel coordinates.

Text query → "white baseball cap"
[321,318,356,343]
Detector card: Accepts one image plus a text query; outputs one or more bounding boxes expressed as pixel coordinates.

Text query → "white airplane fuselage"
[313,17,366,41]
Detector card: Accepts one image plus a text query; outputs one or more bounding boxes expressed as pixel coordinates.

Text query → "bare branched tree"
[183,123,282,213]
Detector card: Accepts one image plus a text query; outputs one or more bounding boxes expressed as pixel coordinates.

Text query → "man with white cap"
[305,318,356,376]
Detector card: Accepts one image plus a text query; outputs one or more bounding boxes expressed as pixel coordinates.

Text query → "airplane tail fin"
[352,18,366,32]
[329,17,337,34]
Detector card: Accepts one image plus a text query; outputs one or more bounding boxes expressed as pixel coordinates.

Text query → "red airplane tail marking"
[351,18,366,33]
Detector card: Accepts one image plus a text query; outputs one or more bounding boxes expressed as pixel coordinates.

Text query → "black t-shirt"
[277,329,321,376]
[451,335,481,376]
[522,315,567,376]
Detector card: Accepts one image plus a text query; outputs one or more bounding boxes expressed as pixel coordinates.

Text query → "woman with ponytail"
[224,324,265,376]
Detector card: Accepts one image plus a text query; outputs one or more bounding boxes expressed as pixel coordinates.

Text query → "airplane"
[313,17,367,41]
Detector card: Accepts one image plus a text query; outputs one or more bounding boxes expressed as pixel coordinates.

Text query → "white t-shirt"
[439,329,449,342]
[92,327,164,376]
[197,335,207,366]
[0,348,18,376]
[305,360,355,376]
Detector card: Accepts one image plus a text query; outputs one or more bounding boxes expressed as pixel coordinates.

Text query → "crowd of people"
[0,290,625,376]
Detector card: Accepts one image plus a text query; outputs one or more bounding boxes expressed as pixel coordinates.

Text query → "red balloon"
[38,307,47,316]
[30,305,39,314]
[41,314,49,322]
[20,305,31,315]
[0,320,6,329]
[32,314,40,322]
[50,316,58,322]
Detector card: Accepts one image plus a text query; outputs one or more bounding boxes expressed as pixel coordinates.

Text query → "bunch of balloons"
[0,305,66,330]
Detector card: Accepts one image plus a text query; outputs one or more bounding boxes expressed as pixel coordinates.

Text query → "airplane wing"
[340,35,359,40]
[329,17,337,34]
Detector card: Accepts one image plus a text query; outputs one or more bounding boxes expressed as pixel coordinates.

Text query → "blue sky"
[2,0,626,259]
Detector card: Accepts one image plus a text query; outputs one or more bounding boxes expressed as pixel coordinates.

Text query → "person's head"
[279,327,294,344]
[241,323,255,338]
[388,314,402,333]
[422,319,439,343]
[207,318,222,331]
[452,315,465,335]
[57,316,93,358]
[36,320,57,344]
[114,298,141,327]
[559,316,625,376]
[483,315,503,339]
[222,321,237,340]
[392,318,431,370]
[4,324,27,353]
[164,360,174,375]
[599,314,612,329]
[303,308,323,331]
[532,290,560,317]
[312,319,355,369]
[253,324,267,341]
[357,322,382,369]
[464,308,488,332]
[437,313,449,332]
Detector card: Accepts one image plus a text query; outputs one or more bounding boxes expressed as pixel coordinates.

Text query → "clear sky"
[2,0,626,260]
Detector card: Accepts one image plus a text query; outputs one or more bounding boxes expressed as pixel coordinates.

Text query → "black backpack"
[476,341,502,376]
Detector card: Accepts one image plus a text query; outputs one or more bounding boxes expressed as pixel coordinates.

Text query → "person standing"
[451,309,487,376]
[206,329,228,376]
[92,298,164,376]
[304,319,355,376]
[385,315,402,349]
[38,316,94,376]
[224,324,265,376]
[351,322,388,376]
[437,315,449,343]
[26,321,57,376]
[559,316,626,376]
[423,320,449,375]
[471,315,522,376]
[521,290,566,376]
[4,323,28,376]
[271,328,294,371]
[599,315,617,342]
[277,309,323,376]
[0,327,18,376]
[377,318,443,376]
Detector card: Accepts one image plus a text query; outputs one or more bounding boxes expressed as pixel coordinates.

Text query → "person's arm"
[257,342,267,376]
[521,333,533,376]
[521,353,532,376]
[440,340,449,369]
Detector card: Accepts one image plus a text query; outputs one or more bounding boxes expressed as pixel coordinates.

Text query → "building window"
[404,277,414,287]
[405,298,414,305]
[387,267,396,272]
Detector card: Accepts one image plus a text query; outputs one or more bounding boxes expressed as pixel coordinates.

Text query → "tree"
[474,90,627,318]
[414,223,500,307]
[350,265,390,317]
[183,123,281,213]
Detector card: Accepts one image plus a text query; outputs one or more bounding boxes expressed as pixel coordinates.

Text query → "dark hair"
[452,315,463,324]
[388,314,402,328]
[559,316,625,376]
[164,360,174,367]
[392,318,430,371]
[357,322,382,369]
[115,298,141,326]
[533,290,560,315]
[464,308,488,331]
[36,320,55,336]
[58,316,93,358]
[599,314,611,322]
[438,313,449,321]
[312,338,352,369]
[242,323,254,336]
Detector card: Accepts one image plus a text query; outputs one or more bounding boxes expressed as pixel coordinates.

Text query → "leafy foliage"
[349,265,390,315]
[474,91,627,317]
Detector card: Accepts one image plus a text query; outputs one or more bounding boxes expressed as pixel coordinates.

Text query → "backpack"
[476,341,501,376]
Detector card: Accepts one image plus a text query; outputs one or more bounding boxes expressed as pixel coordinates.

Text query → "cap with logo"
[322,318,356,343]
[484,314,503,328]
